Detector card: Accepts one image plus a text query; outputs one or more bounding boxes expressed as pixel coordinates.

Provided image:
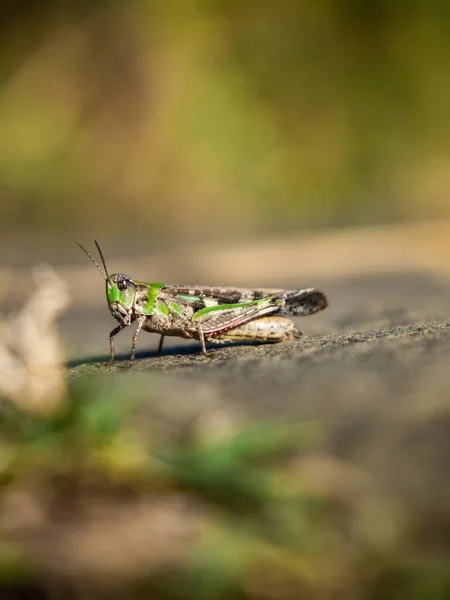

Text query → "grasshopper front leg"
[129,315,146,362]
[109,323,127,363]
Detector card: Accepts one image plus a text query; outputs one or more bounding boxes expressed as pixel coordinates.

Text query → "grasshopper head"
[76,240,136,312]
[107,274,136,310]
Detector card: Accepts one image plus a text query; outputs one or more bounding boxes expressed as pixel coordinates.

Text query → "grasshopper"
[76,241,328,362]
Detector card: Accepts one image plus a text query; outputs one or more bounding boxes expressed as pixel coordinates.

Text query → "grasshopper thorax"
[107,274,137,309]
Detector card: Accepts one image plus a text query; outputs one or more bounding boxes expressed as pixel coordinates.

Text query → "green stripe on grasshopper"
[176,294,202,302]
[169,301,185,317]
[158,300,170,316]
[143,283,165,315]
[191,297,271,321]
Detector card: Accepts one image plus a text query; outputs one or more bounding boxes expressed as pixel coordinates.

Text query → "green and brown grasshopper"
[77,241,328,362]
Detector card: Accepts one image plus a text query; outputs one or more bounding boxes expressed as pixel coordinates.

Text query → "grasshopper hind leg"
[211,316,302,344]
[197,325,209,356]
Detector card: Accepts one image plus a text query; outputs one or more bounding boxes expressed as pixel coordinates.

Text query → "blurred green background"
[1,0,450,251]
[3,4,450,598]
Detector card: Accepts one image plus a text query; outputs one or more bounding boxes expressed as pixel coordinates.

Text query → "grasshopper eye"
[117,275,131,291]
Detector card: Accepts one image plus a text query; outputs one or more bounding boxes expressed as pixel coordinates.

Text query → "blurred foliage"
[1,376,450,599]
[1,0,450,240]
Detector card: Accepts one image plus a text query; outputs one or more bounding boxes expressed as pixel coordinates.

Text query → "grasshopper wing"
[274,288,328,316]
[162,285,256,306]
[191,287,327,336]
[162,286,327,313]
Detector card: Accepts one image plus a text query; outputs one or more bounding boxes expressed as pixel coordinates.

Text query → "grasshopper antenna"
[94,240,110,280]
[75,241,108,281]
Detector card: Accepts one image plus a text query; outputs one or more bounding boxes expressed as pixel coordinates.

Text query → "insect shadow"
[66,340,248,368]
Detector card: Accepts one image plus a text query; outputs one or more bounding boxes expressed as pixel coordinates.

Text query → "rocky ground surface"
[65,271,450,517]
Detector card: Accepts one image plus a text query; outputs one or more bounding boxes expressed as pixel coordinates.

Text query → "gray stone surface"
[67,271,450,518]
